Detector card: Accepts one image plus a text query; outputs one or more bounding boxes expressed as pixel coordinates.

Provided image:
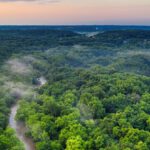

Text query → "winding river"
[9,104,35,150]
[9,77,46,150]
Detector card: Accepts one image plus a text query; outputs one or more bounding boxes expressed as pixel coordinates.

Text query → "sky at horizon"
[0,0,150,25]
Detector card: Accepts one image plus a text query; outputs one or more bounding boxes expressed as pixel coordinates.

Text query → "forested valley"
[0,28,150,150]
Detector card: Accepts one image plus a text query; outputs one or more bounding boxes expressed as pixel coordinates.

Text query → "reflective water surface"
[9,104,35,150]
[9,77,47,150]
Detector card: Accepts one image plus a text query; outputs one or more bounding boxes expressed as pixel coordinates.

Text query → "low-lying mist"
[0,55,46,103]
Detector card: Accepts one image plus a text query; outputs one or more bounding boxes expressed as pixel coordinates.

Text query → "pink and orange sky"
[0,0,150,25]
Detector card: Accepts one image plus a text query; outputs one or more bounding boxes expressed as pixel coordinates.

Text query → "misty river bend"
[9,77,46,150]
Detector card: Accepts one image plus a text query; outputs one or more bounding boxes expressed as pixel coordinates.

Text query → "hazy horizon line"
[0,24,150,26]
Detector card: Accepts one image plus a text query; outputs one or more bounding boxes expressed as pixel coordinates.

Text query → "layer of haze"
[0,0,150,25]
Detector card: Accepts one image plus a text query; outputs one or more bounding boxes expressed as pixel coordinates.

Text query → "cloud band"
[0,0,60,2]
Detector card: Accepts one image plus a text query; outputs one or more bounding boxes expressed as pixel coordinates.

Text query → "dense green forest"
[0,29,150,150]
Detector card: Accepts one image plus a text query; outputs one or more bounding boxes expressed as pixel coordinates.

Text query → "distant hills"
[0,25,150,32]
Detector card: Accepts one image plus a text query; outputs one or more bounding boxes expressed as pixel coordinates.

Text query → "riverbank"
[9,77,46,150]
[9,104,35,150]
